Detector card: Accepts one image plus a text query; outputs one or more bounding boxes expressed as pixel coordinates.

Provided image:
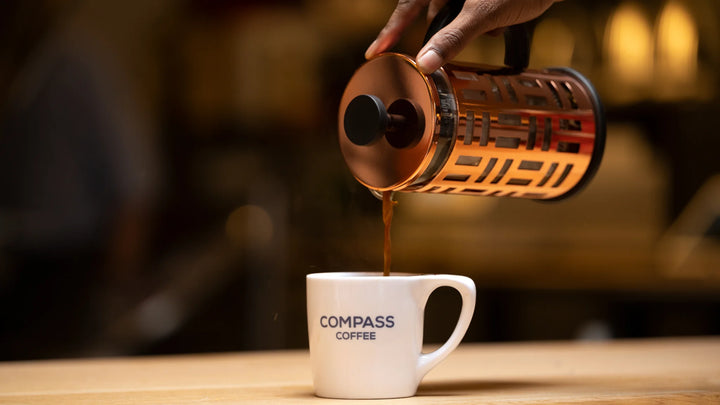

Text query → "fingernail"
[417,49,443,73]
[365,40,379,59]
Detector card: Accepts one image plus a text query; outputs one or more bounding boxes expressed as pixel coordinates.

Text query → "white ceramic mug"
[306,272,476,399]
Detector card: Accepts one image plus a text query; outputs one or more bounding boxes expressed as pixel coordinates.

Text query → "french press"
[338,1,605,201]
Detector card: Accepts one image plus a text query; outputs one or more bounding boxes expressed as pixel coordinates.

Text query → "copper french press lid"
[338,54,443,191]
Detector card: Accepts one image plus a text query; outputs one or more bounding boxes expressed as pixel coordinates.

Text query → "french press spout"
[339,1,605,200]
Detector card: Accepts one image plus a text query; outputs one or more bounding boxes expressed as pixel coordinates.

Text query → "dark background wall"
[1,0,719,360]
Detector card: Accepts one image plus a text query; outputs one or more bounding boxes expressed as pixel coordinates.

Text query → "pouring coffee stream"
[340,0,605,274]
[382,191,397,277]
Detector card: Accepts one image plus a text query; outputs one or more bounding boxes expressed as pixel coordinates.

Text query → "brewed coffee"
[382,191,396,276]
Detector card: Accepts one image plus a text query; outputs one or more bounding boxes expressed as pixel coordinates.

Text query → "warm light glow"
[605,3,654,84]
[399,193,498,221]
[531,18,575,68]
[226,205,274,249]
[656,1,698,83]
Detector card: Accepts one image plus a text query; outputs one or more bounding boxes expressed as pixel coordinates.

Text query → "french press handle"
[423,0,532,70]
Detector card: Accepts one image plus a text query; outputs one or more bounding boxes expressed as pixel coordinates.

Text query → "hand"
[365,0,560,73]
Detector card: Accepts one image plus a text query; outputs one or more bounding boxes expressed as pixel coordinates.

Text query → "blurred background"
[1,0,719,360]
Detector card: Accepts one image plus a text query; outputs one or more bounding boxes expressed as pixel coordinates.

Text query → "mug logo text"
[319,315,395,341]
[320,315,395,329]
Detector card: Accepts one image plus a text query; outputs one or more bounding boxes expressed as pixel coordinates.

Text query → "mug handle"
[415,275,476,380]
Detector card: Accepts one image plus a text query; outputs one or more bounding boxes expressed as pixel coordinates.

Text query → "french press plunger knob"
[344,95,425,149]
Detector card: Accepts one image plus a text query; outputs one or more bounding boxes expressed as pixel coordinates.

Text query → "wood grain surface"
[1,337,719,404]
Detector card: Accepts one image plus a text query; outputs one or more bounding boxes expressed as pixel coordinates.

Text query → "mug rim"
[307,272,421,280]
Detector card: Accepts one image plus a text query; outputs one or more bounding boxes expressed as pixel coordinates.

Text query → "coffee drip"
[382,191,396,276]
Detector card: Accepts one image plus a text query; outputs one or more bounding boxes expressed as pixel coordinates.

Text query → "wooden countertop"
[1,337,719,404]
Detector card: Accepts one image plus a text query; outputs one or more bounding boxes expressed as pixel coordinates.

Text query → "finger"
[416,5,495,73]
[366,0,430,59]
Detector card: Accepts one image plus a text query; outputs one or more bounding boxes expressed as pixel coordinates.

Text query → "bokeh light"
[605,2,654,85]
[656,1,698,84]
[225,205,274,250]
